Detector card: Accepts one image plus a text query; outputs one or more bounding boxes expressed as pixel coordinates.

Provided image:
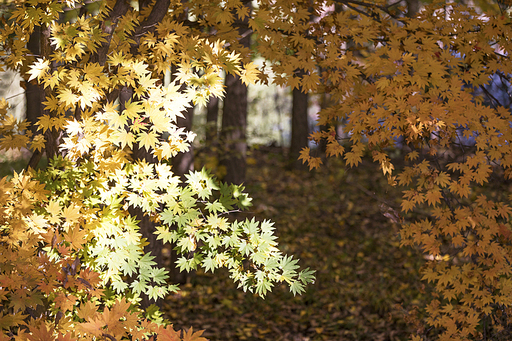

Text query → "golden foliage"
[1,0,512,338]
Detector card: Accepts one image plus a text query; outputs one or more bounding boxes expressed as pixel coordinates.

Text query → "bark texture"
[221,71,248,185]
[206,95,219,143]
[289,86,309,169]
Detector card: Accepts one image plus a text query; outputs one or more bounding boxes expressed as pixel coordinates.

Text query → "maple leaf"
[77,301,98,321]
[55,293,77,312]
[56,333,74,341]
[112,130,136,149]
[137,131,159,151]
[123,100,144,119]
[104,111,127,130]
[27,321,54,341]
[301,73,320,92]
[108,51,125,66]
[77,317,104,336]
[27,58,50,82]
[66,226,88,250]
[58,88,78,108]
[298,147,311,163]
[240,62,260,86]
[36,115,53,133]
[65,120,82,136]
[425,188,442,206]
[154,325,181,341]
[46,200,61,224]
[0,311,27,330]
[62,204,81,224]
[182,327,207,341]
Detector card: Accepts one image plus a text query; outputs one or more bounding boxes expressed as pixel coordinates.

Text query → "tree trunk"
[206,95,219,143]
[119,86,165,309]
[25,27,43,169]
[406,0,420,17]
[289,85,309,169]
[221,71,248,185]
[220,0,251,185]
[26,27,41,137]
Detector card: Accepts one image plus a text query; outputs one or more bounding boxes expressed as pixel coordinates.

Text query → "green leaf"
[150,267,169,285]
[299,268,316,284]
[139,252,157,269]
[202,255,217,273]
[112,277,129,293]
[130,280,146,294]
[289,280,306,296]
[205,200,224,214]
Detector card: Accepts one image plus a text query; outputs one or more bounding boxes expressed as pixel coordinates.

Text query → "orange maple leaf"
[182,327,207,341]
[154,325,181,341]
[27,322,55,341]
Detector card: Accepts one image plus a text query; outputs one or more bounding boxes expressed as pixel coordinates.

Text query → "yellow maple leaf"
[147,109,170,133]
[58,88,78,108]
[27,58,50,82]
[107,51,125,66]
[240,62,260,86]
[65,120,83,136]
[123,100,143,119]
[137,130,158,151]
[36,115,53,133]
[62,204,81,224]
[112,130,135,149]
[46,200,61,224]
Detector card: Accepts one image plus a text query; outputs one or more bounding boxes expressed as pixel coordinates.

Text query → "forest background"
[1,0,512,340]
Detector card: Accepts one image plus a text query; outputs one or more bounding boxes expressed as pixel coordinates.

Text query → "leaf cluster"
[0,0,315,339]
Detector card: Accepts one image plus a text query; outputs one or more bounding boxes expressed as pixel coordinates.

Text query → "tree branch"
[133,0,171,39]
[93,0,131,65]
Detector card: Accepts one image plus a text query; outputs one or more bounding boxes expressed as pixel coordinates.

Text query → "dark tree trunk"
[289,85,309,169]
[221,71,248,185]
[25,27,43,169]
[118,86,165,309]
[26,24,64,169]
[220,4,251,184]
[26,27,41,137]
[406,0,420,17]
[206,95,219,143]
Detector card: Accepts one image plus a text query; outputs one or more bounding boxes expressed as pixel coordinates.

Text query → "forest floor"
[163,148,431,341]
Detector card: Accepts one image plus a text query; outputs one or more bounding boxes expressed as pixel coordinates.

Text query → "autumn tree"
[0,0,315,339]
[280,0,512,339]
[2,0,512,338]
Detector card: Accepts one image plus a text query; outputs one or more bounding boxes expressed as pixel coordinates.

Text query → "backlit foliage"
[0,0,315,339]
[2,0,512,338]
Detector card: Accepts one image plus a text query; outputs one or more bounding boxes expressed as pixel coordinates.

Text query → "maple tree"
[0,0,316,339]
[2,0,512,338]
[289,1,512,340]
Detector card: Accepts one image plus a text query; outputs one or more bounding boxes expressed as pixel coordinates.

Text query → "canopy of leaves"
[288,1,512,340]
[1,0,512,338]
[0,0,314,339]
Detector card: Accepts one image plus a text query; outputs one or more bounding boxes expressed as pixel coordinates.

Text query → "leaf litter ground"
[164,149,430,340]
